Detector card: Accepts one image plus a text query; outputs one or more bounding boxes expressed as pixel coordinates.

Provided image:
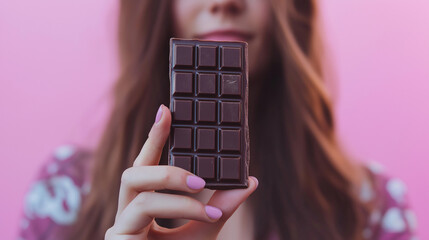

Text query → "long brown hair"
[67,0,368,239]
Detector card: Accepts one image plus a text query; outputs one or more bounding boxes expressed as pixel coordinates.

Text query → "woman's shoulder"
[18,144,94,240]
[359,161,418,240]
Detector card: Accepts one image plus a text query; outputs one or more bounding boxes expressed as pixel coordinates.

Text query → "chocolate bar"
[168,38,249,189]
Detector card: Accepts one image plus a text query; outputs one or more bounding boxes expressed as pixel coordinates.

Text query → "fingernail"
[155,105,163,124]
[205,205,222,220]
[251,176,259,188]
[186,175,205,190]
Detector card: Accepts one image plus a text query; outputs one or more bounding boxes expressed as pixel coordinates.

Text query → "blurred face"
[172,0,272,76]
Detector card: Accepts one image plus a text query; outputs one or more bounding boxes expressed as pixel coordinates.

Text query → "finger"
[105,226,146,240]
[113,192,222,235]
[133,104,172,167]
[117,166,206,216]
[207,177,258,219]
[181,177,259,238]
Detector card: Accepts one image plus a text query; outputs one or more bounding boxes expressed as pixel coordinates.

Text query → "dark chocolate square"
[198,45,217,68]
[220,157,241,180]
[197,128,216,151]
[220,101,241,124]
[196,156,216,179]
[221,74,241,96]
[197,100,216,123]
[221,47,242,69]
[172,127,192,150]
[173,99,193,122]
[219,129,241,152]
[174,45,194,68]
[198,73,216,95]
[173,72,193,95]
[171,155,192,172]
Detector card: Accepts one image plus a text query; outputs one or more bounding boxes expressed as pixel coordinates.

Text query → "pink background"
[1,0,427,239]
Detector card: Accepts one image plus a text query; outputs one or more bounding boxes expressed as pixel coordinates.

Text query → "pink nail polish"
[186,175,205,190]
[251,176,259,187]
[205,206,222,220]
[155,105,163,123]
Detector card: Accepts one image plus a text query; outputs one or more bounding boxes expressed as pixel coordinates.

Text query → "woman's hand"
[105,105,258,240]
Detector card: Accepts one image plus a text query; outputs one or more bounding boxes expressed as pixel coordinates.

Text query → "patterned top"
[17,145,418,240]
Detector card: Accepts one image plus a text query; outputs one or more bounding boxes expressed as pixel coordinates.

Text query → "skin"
[107,1,271,239]
[172,0,272,77]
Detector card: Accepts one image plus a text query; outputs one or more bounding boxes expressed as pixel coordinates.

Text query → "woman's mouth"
[195,30,254,42]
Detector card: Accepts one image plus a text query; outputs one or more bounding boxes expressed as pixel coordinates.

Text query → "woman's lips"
[195,30,253,42]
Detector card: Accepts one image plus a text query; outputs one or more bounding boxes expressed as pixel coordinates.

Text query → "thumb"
[133,104,172,166]
[186,177,259,238]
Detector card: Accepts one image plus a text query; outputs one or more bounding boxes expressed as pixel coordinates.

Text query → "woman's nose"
[209,0,246,16]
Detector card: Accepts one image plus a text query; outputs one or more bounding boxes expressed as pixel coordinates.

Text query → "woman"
[19,0,417,239]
